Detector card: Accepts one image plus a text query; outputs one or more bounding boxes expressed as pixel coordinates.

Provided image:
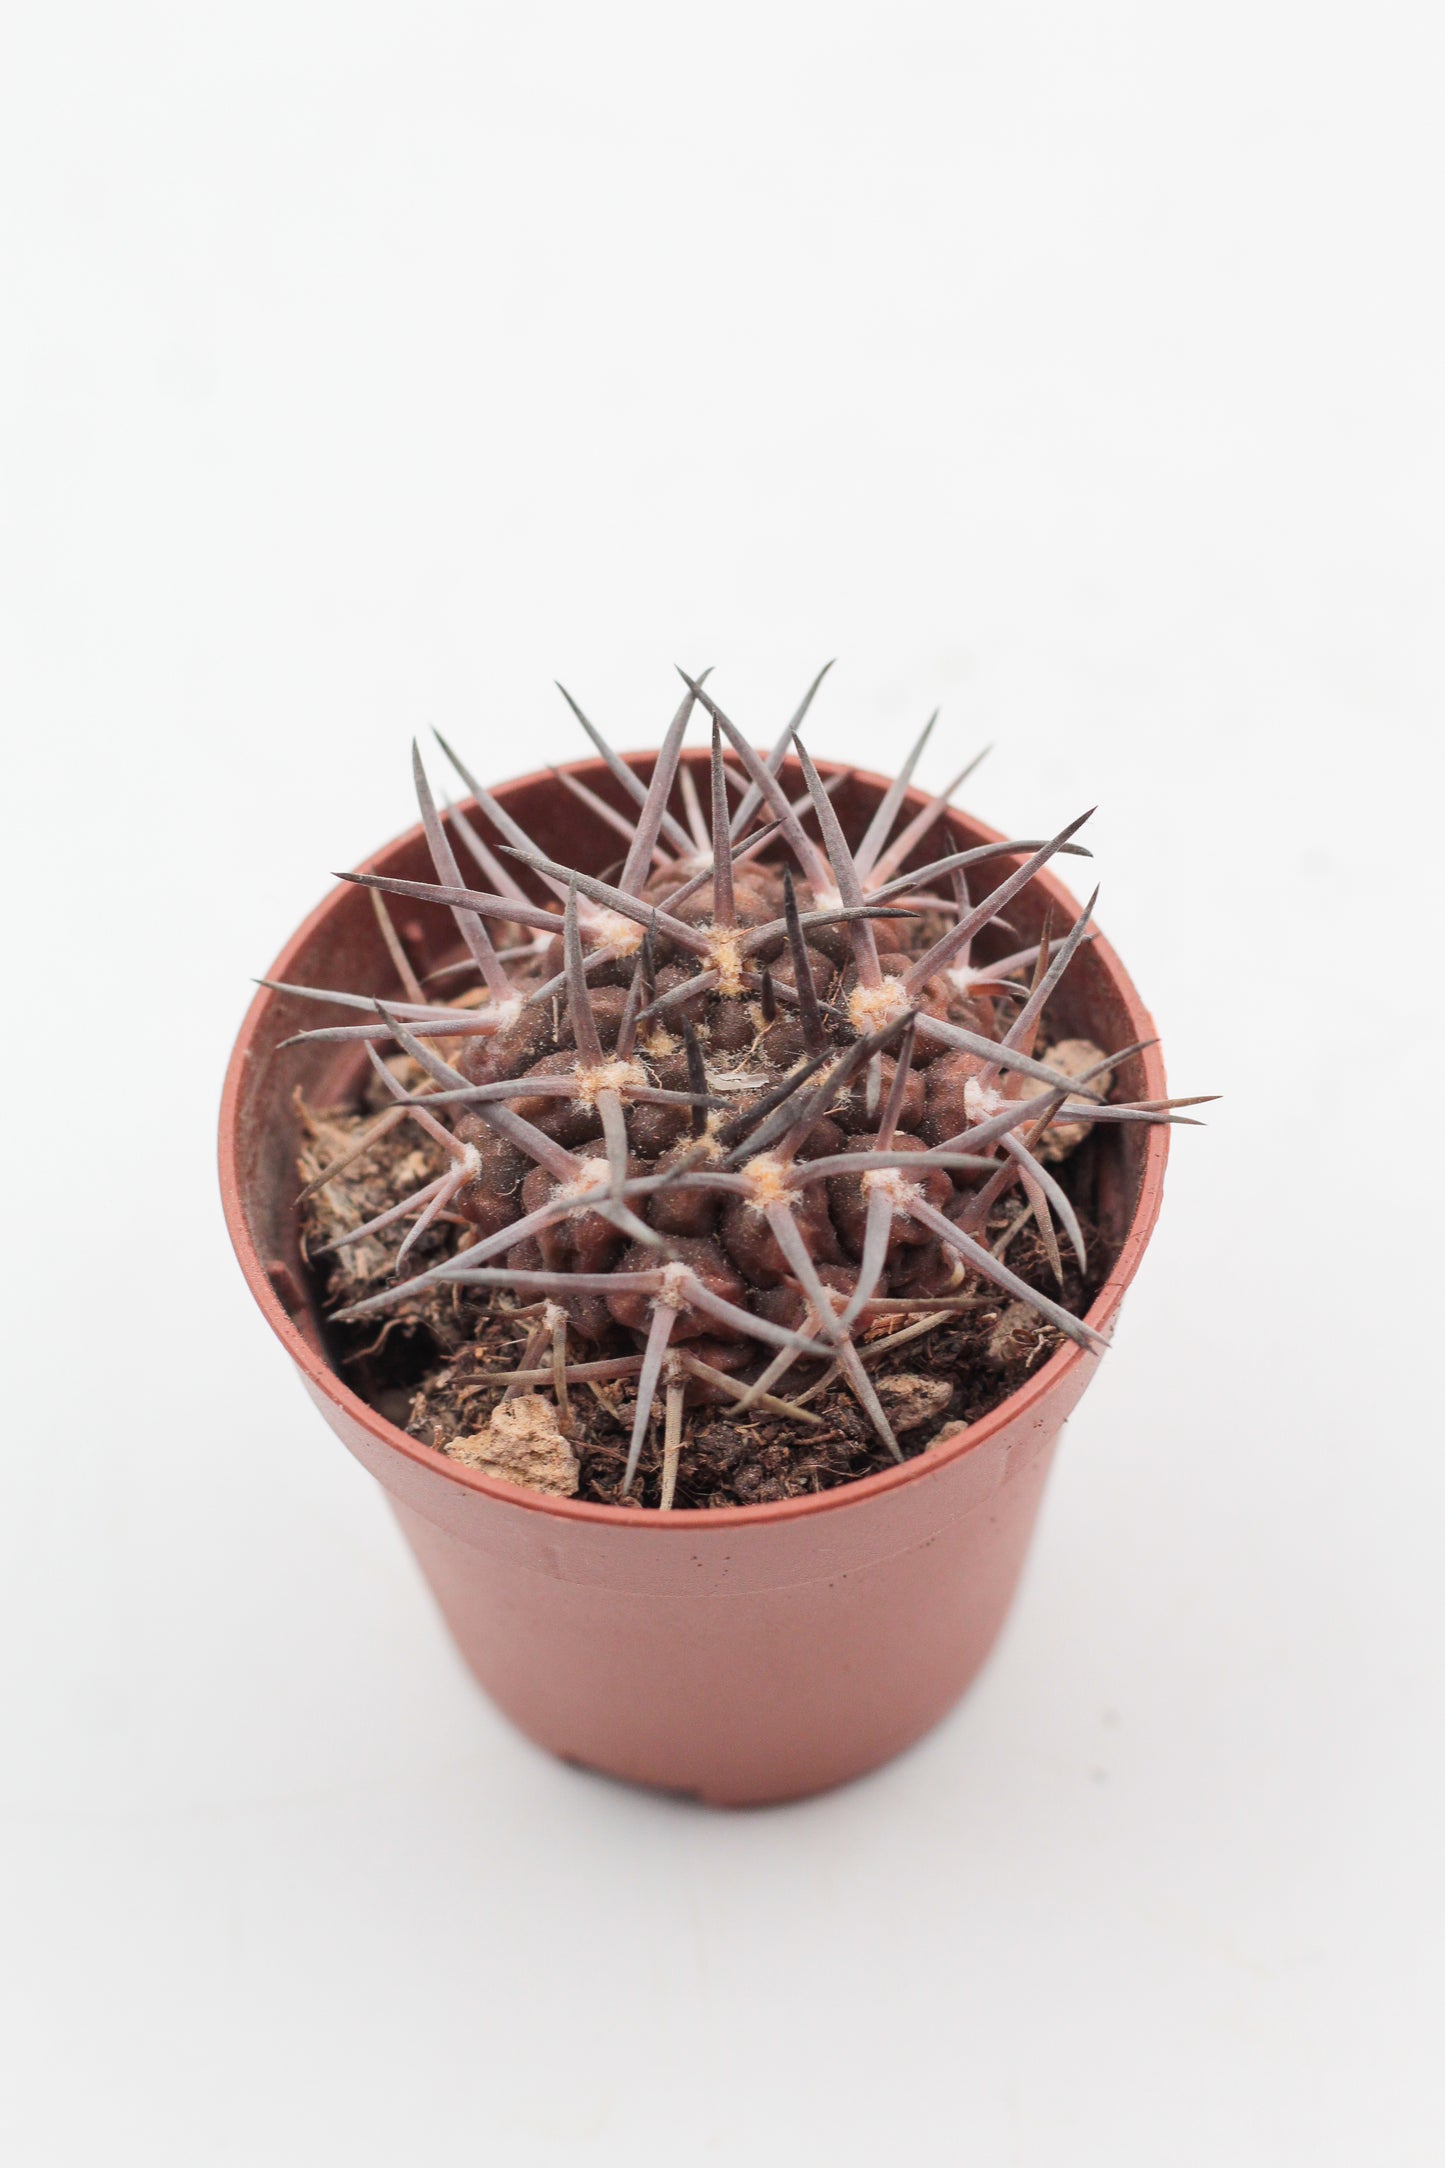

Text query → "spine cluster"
[270,670,1201,1501]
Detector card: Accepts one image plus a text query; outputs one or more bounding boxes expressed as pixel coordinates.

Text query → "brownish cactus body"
[274,669,1206,1503]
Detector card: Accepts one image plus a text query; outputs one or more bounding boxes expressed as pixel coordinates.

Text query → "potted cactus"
[221,669,1202,1803]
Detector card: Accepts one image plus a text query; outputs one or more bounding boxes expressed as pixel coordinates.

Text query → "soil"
[297,1068,1108,1508]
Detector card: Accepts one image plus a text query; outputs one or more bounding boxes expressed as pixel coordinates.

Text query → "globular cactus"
[269,669,1206,1506]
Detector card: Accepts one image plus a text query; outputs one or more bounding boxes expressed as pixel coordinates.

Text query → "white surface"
[2,5,1442,2162]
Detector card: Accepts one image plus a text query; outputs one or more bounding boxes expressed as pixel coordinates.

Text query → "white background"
[2,5,1442,2162]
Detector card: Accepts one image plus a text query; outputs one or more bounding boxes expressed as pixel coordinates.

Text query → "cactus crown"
[267,668,1206,1507]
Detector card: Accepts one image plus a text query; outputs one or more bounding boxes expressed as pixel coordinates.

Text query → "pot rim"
[219,747,1169,1532]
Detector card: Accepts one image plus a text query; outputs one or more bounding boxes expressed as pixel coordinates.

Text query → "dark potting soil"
[296,1065,1107,1510]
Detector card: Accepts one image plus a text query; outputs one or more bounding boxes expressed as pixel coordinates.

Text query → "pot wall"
[307,1364,1085,1802]
[221,749,1168,1804]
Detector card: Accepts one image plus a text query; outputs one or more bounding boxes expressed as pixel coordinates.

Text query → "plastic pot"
[220,749,1168,1805]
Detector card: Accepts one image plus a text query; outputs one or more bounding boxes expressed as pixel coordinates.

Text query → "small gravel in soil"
[298,1087,1101,1508]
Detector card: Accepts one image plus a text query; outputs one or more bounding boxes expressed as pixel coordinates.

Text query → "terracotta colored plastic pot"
[221,750,1168,1805]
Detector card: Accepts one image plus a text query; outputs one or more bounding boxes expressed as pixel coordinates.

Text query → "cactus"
[266,669,1206,1505]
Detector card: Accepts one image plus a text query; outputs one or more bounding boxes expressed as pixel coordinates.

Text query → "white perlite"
[449,1395,581,1497]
